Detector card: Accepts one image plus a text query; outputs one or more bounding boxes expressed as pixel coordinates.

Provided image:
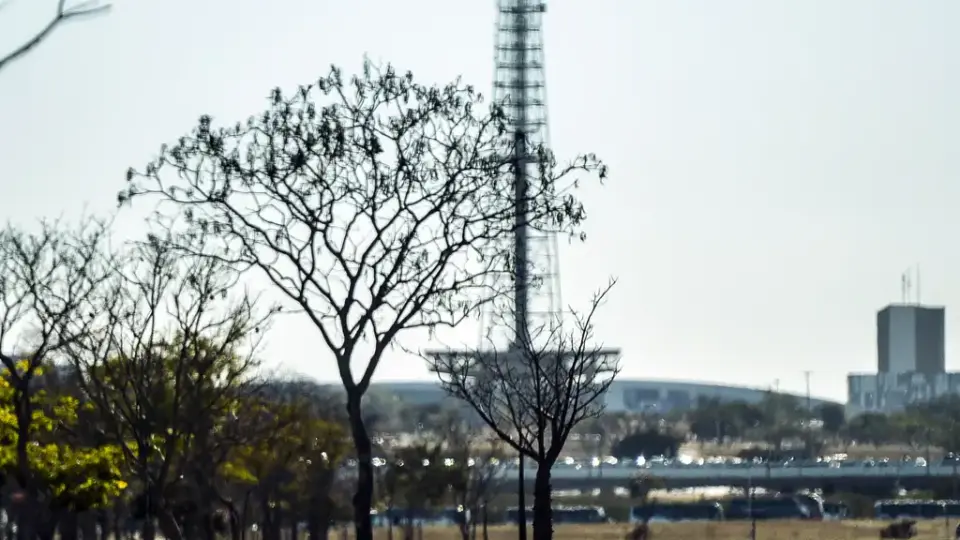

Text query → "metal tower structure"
[430,0,623,392]
[428,4,620,532]
[493,0,562,346]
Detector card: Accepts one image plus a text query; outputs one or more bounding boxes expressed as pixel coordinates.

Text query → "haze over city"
[1,0,956,401]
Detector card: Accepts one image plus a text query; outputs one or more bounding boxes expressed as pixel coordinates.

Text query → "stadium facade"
[359,379,838,413]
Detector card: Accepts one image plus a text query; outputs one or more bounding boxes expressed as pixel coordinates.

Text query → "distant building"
[848,372,960,414]
[876,304,945,375]
[847,303,953,415]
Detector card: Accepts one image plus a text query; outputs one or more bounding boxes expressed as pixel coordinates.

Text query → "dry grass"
[328,520,960,539]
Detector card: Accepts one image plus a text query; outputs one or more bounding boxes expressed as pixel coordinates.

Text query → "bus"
[726,494,823,520]
[372,507,466,527]
[822,501,849,520]
[875,500,960,519]
[630,502,724,523]
[505,506,608,524]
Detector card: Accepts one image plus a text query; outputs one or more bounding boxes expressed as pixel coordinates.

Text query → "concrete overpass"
[497,463,960,493]
[342,462,960,494]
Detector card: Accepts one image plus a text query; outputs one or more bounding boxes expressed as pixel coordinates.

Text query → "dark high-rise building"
[876,304,945,375]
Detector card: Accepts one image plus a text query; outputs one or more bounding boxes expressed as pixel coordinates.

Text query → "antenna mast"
[916,264,921,305]
[901,271,911,304]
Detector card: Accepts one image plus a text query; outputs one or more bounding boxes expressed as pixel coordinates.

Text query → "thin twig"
[0,0,111,73]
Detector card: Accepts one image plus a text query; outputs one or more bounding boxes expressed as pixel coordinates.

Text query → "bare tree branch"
[431,279,619,457]
[428,278,620,537]
[63,232,275,540]
[0,216,112,379]
[0,0,111,74]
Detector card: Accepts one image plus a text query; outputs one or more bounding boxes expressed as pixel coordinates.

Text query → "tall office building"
[849,303,952,414]
[876,304,945,375]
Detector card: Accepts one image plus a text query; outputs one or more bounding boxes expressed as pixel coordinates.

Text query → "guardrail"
[499,463,960,481]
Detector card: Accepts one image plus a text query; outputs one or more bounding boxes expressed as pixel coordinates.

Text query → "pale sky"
[0,0,956,401]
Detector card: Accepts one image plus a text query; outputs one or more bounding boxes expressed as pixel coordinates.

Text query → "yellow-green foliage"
[225,397,349,498]
[0,360,127,510]
[88,334,257,481]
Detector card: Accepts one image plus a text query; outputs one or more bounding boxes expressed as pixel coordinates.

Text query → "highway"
[341,459,960,491]
[501,462,960,481]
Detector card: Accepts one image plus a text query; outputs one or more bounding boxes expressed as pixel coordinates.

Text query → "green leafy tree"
[0,361,127,536]
[120,61,606,540]
[688,398,764,441]
[757,392,804,446]
[814,402,847,435]
[224,396,349,540]
[611,429,682,460]
[843,412,898,446]
[903,396,960,452]
[383,443,455,520]
[66,235,274,540]
[0,218,112,537]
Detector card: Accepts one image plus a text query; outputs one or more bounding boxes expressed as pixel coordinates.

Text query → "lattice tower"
[484,0,563,349]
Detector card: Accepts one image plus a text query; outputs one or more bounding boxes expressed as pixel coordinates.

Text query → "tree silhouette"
[430,281,619,540]
[120,61,605,540]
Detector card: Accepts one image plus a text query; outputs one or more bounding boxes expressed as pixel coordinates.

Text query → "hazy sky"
[0,0,956,401]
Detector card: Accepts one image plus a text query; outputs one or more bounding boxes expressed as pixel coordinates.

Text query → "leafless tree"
[63,233,274,540]
[118,61,605,540]
[0,217,112,538]
[442,418,505,540]
[429,280,620,540]
[0,0,111,74]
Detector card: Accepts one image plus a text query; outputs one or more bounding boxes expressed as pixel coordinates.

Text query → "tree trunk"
[78,511,98,540]
[306,495,331,540]
[35,507,60,540]
[532,465,553,540]
[141,516,157,540]
[13,390,36,540]
[260,496,280,540]
[516,457,527,540]
[157,507,184,540]
[458,507,468,540]
[347,392,374,540]
[239,491,253,540]
[221,500,242,540]
[14,498,38,540]
[481,504,489,540]
[110,506,122,540]
[57,511,78,540]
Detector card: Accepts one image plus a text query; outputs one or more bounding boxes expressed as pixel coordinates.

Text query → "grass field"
[328,520,960,539]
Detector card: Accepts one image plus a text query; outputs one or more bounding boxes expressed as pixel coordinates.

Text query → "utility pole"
[803,370,814,460]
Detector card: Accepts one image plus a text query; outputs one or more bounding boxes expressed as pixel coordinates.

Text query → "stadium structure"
[319,379,840,412]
